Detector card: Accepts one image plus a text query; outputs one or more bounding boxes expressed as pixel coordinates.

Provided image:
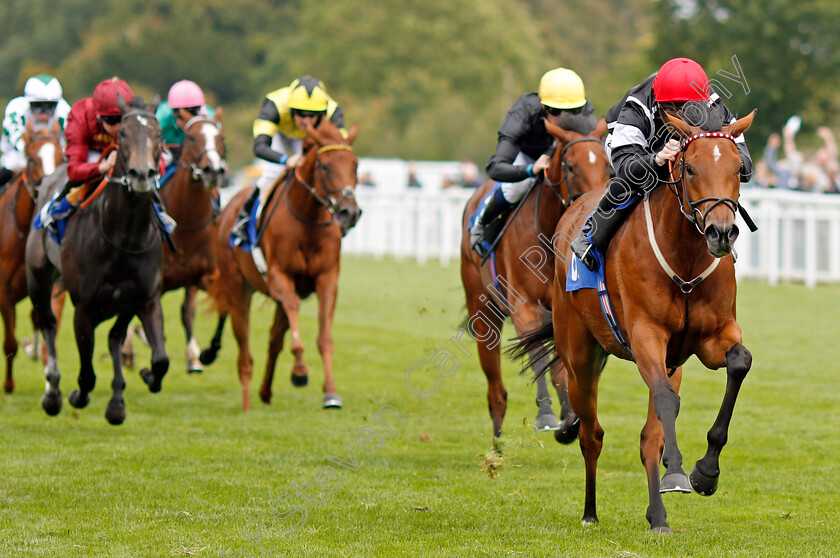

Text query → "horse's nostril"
[727,225,740,243]
[705,226,721,243]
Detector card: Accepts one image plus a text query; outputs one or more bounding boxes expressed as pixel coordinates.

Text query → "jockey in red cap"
[570,57,754,272]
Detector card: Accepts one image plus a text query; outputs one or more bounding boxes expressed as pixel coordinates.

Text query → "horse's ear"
[662,111,694,140]
[116,93,129,114]
[25,119,35,135]
[544,118,575,147]
[591,117,607,140]
[214,106,223,122]
[150,93,161,111]
[722,109,757,139]
[346,124,359,144]
[51,118,61,134]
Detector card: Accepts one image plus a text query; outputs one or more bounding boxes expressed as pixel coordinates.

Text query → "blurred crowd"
[753,116,840,194]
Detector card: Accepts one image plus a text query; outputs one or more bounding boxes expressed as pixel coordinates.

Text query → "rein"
[288,143,356,226]
[543,137,602,208]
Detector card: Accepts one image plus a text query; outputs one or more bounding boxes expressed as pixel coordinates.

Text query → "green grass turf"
[1,256,839,557]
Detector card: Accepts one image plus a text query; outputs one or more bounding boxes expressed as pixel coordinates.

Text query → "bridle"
[180,116,226,184]
[664,131,756,234]
[106,109,163,193]
[543,137,603,208]
[290,143,357,225]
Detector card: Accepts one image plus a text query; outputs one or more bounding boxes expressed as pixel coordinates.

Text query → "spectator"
[359,171,376,188]
[814,127,840,193]
[763,133,797,190]
[459,159,484,189]
[407,162,422,188]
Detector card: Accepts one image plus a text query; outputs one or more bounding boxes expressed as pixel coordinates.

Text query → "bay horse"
[203,119,361,410]
[26,97,169,425]
[460,118,608,440]
[0,120,63,393]
[514,109,756,532]
[160,114,226,373]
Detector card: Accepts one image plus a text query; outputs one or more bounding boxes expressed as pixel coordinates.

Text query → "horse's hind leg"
[138,297,169,394]
[691,332,752,496]
[104,313,133,425]
[550,363,580,444]
[68,309,96,409]
[200,312,227,365]
[26,250,62,415]
[229,295,254,411]
[2,300,17,393]
[532,350,560,431]
[182,286,203,374]
[260,304,289,405]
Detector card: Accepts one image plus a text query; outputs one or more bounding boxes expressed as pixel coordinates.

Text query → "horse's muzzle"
[126,167,159,194]
[705,223,739,257]
[336,205,362,237]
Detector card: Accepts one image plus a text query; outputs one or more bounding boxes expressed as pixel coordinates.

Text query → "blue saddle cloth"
[229,197,261,253]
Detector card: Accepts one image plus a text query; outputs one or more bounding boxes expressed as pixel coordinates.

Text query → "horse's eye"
[685,163,695,176]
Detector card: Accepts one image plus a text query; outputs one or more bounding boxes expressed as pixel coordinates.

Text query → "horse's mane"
[668,101,726,133]
[553,112,598,136]
[304,118,347,151]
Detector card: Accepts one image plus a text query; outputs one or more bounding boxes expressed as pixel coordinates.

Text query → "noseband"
[293,143,357,220]
[544,137,603,208]
[181,116,225,183]
[666,132,755,234]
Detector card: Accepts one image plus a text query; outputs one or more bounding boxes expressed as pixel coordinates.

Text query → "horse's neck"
[12,177,36,227]
[642,186,712,273]
[102,181,156,242]
[536,186,566,238]
[168,167,213,222]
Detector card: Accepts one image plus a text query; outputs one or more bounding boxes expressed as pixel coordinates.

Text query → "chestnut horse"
[460,119,608,439]
[514,109,756,532]
[26,99,169,425]
[204,119,361,410]
[160,115,226,373]
[0,120,63,393]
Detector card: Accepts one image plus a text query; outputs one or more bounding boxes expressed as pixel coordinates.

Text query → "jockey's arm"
[486,137,532,183]
[253,134,286,164]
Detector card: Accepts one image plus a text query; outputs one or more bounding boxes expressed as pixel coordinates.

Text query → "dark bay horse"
[160,115,226,373]
[26,98,169,425]
[460,118,608,440]
[0,120,63,393]
[514,110,756,532]
[204,119,361,410]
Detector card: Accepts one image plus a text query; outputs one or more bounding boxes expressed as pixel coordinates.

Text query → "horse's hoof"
[660,471,692,493]
[554,418,580,445]
[259,390,272,405]
[105,401,126,425]
[187,363,204,374]
[3,380,13,394]
[140,368,162,393]
[690,465,719,496]
[68,390,90,409]
[650,525,673,534]
[534,412,561,431]
[290,373,309,387]
[41,392,62,416]
[322,394,342,409]
[199,348,218,365]
[581,516,598,527]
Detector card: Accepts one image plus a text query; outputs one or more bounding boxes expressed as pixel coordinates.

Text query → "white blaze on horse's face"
[37,142,57,176]
[713,145,721,163]
[588,150,596,164]
[199,121,223,171]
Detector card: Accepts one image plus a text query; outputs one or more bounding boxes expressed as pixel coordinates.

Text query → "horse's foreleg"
[182,286,203,373]
[26,235,61,415]
[260,304,289,405]
[2,301,17,393]
[68,308,96,410]
[137,297,169,394]
[315,270,341,409]
[229,295,253,411]
[266,274,306,389]
[639,365,683,533]
[105,313,132,425]
[692,324,751,496]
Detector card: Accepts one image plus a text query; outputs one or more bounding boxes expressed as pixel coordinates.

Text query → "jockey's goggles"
[31,102,58,115]
[544,106,565,117]
[291,109,324,119]
[100,114,122,125]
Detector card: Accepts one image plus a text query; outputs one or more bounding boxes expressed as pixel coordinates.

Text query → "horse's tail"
[507,311,558,380]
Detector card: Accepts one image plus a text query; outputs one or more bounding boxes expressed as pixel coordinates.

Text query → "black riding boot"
[470,188,514,256]
[0,167,13,188]
[570,182,640,272]
[230,187,260,246]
